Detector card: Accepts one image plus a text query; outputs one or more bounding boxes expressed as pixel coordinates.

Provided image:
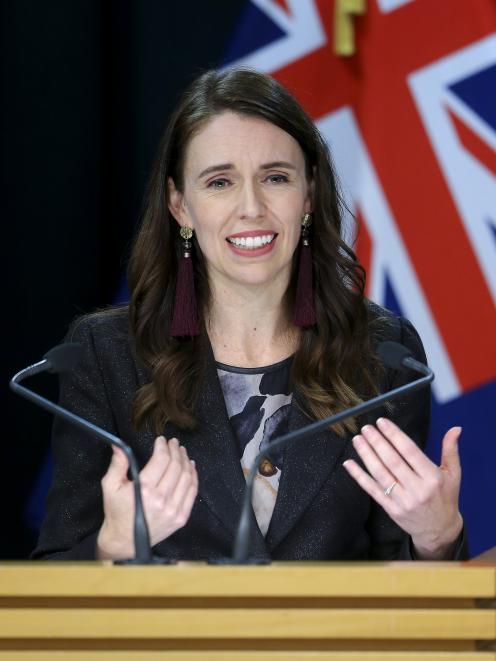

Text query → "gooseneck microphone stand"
[230,341,435,564]
[10,344,168,565]
[11,341,434,565]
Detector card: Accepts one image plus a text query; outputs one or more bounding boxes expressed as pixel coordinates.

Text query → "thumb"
[440,426,462,474]
[103,445,130,487]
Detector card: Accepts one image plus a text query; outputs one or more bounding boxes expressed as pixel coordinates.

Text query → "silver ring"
[384,481,398,497]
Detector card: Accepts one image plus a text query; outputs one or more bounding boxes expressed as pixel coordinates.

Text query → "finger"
[102,445,129,489]
[351,434,401,495]
[155,438,185,498]
[168,466,196,514]
[140,436,171,486]
[360,424,420,489]
[376,418,437,476]
[343,459,400,515]
[168,453,197,506]
[176,478,199,528]
[440,427,462,475]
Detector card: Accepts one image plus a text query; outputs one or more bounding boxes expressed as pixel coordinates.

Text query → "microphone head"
[377,341,411,370]
[43,343,84,374]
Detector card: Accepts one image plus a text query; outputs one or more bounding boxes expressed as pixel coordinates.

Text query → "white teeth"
[228,234,275,249]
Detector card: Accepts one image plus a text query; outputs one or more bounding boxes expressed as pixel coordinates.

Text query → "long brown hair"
[128,68,380,434]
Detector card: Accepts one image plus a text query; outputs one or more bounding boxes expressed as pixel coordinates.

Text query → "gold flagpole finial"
[334,0,366,57]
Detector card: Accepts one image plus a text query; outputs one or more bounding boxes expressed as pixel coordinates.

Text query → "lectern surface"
[0,559,494,660]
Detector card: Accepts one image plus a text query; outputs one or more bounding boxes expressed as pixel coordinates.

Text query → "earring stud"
[301,213,312,246]
[180,226,194,258]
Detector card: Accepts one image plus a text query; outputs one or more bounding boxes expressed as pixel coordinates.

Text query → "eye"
[207,178,231,189]
[266,174,289,184]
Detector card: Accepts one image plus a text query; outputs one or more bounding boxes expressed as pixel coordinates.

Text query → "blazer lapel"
[265,392,351,552]
[163,347,269,560]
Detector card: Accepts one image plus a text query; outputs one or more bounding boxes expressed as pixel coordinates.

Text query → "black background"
[2,0,247,558]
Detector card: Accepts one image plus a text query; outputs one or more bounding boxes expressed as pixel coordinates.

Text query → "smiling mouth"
[226,234,276,250]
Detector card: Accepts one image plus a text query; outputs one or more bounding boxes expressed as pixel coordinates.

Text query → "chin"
[236,268,287,289]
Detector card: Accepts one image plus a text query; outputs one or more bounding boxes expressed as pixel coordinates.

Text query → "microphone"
[10,344,166,565]
[378,340,431,376]
[10,343,84,381]
[229,341,434,564]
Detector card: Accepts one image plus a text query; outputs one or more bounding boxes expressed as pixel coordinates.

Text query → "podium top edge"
[0,561,494,598]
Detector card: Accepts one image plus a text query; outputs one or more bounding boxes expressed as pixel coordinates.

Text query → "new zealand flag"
[223,0,496,555]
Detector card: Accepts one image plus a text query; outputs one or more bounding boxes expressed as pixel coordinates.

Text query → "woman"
[33,68,464,562]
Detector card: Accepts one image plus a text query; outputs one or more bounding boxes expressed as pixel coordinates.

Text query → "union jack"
[223,0,496,554]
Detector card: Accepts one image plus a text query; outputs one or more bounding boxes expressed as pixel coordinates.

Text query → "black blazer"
[33,305,433,562]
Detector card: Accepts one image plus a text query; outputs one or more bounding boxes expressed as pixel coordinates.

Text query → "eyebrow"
[260,161,297,171]
[197,164,233,179]
[197,161,297,179]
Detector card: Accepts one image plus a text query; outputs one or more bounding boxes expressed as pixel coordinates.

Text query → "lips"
[226,230,276,251]
[227,235,275,250]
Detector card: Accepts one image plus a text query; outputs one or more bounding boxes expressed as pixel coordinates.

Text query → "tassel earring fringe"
[293,213,316,327]
[170,226,200,337]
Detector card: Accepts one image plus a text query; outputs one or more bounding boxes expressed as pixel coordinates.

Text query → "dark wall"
[2,0,246,558]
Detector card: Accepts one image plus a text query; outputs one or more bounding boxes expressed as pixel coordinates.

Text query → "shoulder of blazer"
[365,299,425,357]
[64,306,152,389]
[67,306,131,344]
[365,299,401,340]
[65,306,139,363]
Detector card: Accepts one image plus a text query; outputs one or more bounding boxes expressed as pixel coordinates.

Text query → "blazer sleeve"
[31,317,115,560]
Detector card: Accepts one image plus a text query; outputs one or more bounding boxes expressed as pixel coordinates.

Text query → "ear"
[167,177,189,227]
[304,173,315,214]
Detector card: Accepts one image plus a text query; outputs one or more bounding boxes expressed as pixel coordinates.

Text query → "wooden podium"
[0,552,495,660]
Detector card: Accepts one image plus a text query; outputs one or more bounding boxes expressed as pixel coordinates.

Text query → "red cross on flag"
[223,0,496,555]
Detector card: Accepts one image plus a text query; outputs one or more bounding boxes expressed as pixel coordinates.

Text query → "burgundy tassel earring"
[170,226,200,337]
[293,213,316,327]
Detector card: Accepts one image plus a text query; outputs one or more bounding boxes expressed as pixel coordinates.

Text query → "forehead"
[184,111,305,173]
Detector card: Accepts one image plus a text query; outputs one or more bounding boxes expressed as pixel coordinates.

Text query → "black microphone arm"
[231,341,434,564]
[10,344,164,565]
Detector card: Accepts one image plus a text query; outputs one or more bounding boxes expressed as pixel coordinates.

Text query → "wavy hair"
[128,68,380,434]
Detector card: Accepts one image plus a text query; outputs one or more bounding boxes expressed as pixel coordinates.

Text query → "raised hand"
[343,418,463,559]
[97,436,198,560]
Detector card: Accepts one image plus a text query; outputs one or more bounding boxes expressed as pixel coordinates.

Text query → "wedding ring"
[384,481,398,497]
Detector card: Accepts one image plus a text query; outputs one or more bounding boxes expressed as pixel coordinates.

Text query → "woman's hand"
[343,418,463,559]
[97,436,198,560]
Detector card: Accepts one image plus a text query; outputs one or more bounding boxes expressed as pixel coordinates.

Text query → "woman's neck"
[206,277,300,368]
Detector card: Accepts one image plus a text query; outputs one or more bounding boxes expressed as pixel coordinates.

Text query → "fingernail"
[190,459,196,467]
[170,437,178,446]
[376,417,389,429]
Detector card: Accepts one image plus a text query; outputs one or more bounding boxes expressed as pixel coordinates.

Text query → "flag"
[223,0,496,555]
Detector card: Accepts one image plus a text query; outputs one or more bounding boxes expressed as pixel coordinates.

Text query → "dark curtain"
[1,0,246,558]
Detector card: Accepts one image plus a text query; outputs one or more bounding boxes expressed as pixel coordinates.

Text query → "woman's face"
[168,111,313,291]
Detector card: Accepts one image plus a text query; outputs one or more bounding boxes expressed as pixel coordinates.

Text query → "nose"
[236,181,265,220]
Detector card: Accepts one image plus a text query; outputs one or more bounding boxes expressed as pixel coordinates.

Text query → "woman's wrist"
[411,513,464,560]
[96,522,133,561]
